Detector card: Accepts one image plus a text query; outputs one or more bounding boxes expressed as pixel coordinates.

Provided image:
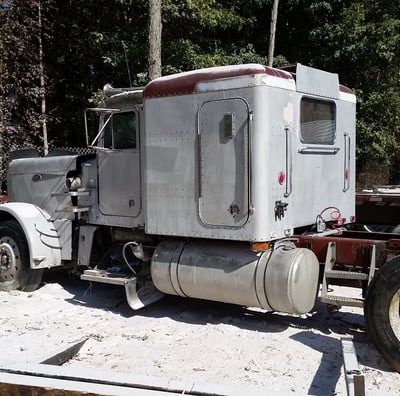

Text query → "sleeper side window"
[103,111,137,149]
[300,98,336,145]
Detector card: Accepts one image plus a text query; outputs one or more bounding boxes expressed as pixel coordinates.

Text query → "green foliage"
[162,0,263,72]
[0,0,55,148]
[272,55,289,67]
[304,1,400,174]
[356,89,400,164]
[163,0,247,29]
[44,0,149,145]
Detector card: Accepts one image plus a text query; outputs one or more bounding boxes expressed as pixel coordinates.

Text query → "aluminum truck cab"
[143,63,356,241]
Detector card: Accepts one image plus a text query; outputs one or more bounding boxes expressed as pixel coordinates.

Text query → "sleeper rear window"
[300,98,336,144]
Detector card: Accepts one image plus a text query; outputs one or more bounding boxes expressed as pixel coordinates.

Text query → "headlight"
[66,177,81,191]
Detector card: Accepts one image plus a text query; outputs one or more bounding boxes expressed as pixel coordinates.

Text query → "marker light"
[278,172,285,185]
[251,242,270,251]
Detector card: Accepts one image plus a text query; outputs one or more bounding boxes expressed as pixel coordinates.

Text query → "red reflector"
[350,215,356,222]
[344,169,349,180]
[356,196,369,203]
[278,172,285,185]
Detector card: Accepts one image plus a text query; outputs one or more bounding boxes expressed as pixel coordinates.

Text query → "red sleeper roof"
[143,64,353,98]
[143,64,293,99]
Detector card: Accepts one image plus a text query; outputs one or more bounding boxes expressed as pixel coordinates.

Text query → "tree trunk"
[148,0,162,80]
[268,0,279,67]
[38,0,48,155]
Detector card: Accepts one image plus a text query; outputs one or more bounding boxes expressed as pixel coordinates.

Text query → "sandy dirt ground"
[0,269,399,395]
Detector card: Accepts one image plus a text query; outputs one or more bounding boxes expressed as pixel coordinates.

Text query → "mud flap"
[125,278,164,310]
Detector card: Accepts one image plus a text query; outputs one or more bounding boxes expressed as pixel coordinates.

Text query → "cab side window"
[300,98,336,145]
[103,111,137,149]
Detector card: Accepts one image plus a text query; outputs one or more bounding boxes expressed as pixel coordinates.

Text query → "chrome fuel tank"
[151,239,319,314]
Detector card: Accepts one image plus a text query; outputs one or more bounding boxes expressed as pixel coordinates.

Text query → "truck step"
[321,294,364,308]
[320,241,375,308]
[81,269,164,310]
[51,191,91,197]
[81,269,134,286]
[56,205,91,213]
[324,270,369,281]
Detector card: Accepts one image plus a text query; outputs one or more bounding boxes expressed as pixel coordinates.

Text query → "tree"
[267,0,279,66]
[0,0,54,150]
[38,0,48,154]
[148,0,162,80]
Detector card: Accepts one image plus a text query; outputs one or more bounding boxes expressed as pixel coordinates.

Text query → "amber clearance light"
[251,242,270,251]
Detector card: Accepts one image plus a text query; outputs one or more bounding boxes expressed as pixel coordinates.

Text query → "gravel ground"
[0,270,399,395]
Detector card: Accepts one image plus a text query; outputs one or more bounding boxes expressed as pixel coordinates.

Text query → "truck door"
[198,98,249,227]
[97,110,141,218]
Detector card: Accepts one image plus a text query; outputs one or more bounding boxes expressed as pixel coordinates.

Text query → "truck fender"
[0,202,62,269]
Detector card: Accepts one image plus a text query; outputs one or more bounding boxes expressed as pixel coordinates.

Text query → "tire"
[0,220,43,292]
[365,256,400,372]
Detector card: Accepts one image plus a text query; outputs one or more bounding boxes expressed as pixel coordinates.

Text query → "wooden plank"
[0,378,97,396]
[0,362,300,396]
[0,371,181,395]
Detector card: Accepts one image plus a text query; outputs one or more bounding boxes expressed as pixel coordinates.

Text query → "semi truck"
[0,63,399,372]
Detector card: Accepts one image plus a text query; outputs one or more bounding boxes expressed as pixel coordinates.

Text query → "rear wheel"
[365,257,400,372]
[0,220,43,292]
